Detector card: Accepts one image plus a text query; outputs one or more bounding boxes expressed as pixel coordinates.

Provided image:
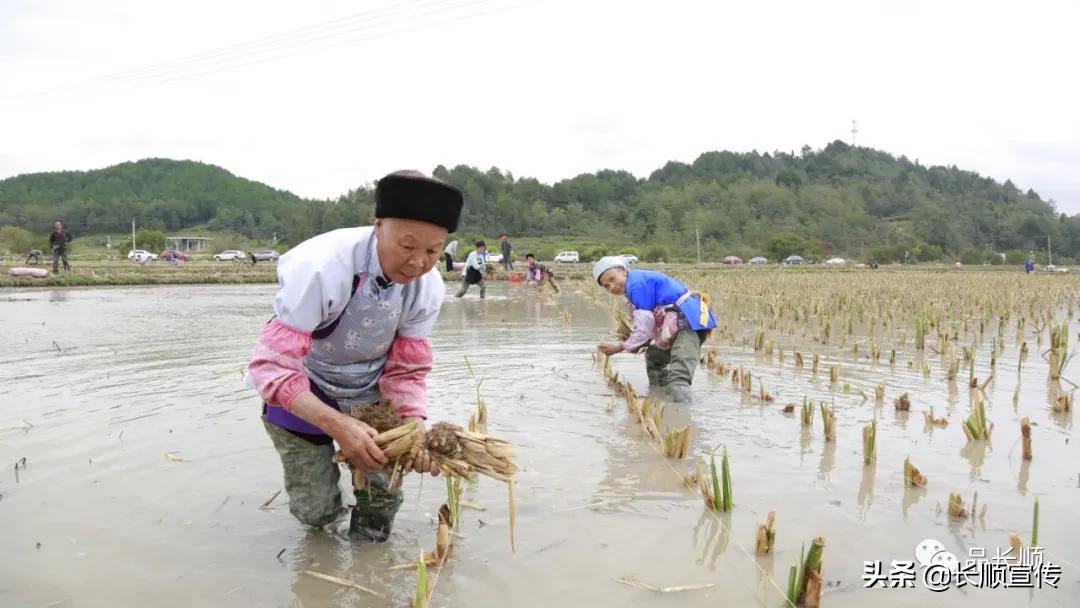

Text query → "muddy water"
[0,283,1077,607]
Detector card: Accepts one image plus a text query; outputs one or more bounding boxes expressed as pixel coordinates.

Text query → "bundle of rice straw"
[612,308,633,341]
[425,422,517,482]
[333,400,423,490]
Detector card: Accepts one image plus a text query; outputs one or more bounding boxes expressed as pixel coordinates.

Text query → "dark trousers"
[444,252,454,272]
[52,248,70,272]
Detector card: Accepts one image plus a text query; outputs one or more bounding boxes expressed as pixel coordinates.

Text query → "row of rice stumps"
[339,387,516,608]
[597,312,1061,607]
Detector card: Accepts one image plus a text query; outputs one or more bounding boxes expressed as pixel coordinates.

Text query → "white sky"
[1,0,1078,211]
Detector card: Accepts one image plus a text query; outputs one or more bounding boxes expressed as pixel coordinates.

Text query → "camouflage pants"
[262,418,403,540]
[645,327,708,388]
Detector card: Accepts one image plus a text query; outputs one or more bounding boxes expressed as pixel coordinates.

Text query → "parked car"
[159,249,190,262]
[128,249,158,262]
[252,250,280,262]
[554,251,580,263]
[485,252,504,264]
[784,255,805,265]
[722,256,743,265]
[825,257,847,265]
[748,256,768,265]
[213,250,246,261]
[620,254,639,265]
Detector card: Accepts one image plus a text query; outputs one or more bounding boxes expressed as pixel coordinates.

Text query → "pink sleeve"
[621,308,656,352]
[248,319,312,410]
[379,336,433,419]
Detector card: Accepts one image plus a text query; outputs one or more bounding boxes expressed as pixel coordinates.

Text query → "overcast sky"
[1,0,1078,211]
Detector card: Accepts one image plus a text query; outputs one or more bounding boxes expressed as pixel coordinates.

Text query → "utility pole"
[131,218,136,251]
[851,120,859,146]
[696,228,701,264]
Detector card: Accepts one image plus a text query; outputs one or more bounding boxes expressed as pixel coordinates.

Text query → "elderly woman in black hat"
[248,170,463,541]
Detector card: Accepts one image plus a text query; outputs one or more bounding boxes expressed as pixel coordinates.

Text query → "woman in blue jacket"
[594,256,716,403]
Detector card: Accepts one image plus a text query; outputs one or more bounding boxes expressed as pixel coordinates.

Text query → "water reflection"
[901,486,926,520]
[1017,459,1030,495]
[857,464,876,517]
[960,440,990,480]
[692,510,731,570]
[817,441,836,482]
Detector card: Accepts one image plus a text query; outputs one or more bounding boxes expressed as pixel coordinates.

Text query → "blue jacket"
[625,269,716,331]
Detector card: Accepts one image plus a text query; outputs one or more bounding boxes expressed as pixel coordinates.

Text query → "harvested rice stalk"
[923,407,948,427]
[699,447,733,512]
[683,467,701,489]
[812,353,820,376]
[800,396,814,427]
[425,422,517,553]
[1009,533,1023,554]
[962,398,993,441]
[664,426,690,459]
[1021,417,1032,461]
[820,403,836,442]
[904,457,927,487]
[412,549,430,608]
[948,492,969,519]
[894,392,911,412]
[333,421,422,490]
[863,419,877,465]
[829,364,840,386]
[786,538,825,607]
[755,509,776,556]
[720,445,733,512]
[794,351,804,370]
[801,537,825,608]
[874,383,885,402]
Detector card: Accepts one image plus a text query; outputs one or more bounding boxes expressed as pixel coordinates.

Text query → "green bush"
[584,246,608,262]
[0,226,37,254]
[643,245,670,262]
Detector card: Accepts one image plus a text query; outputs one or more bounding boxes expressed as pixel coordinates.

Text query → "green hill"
[1,142,1077,263]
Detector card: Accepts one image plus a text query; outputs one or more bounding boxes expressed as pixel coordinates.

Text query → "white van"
[554,251,580,263]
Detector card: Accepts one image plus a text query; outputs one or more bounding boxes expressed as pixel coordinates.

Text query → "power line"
[134,0,539,88]
[99,0,464,84]
[11,0,540,101]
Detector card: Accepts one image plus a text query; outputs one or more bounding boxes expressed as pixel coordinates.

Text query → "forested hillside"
[1,142,1076,263]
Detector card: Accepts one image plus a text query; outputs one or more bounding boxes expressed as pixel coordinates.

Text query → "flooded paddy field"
[1,271,1078,607]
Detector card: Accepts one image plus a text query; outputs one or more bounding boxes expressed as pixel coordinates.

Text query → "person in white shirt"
[443,239,459,272]
[455,240,487,298]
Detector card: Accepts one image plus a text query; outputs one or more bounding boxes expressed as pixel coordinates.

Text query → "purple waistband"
[265,402,329,436]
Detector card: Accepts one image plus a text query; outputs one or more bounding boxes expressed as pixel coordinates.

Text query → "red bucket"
[508,271,523,283]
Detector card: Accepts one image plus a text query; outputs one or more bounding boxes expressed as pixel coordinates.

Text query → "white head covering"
[592,256,629,284]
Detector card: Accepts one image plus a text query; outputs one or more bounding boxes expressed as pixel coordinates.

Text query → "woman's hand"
[597,343,624,356]
[334,417,388,472]
[403,417,440,476]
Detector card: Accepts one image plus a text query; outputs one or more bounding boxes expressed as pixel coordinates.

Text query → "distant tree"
[767,231,806,259]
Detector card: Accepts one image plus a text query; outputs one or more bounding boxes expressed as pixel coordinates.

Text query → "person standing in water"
[443,239,459,272]
[593,256,716,403]
[455,240,487,299]
[499,235,514,271]
[248,170,462,541]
